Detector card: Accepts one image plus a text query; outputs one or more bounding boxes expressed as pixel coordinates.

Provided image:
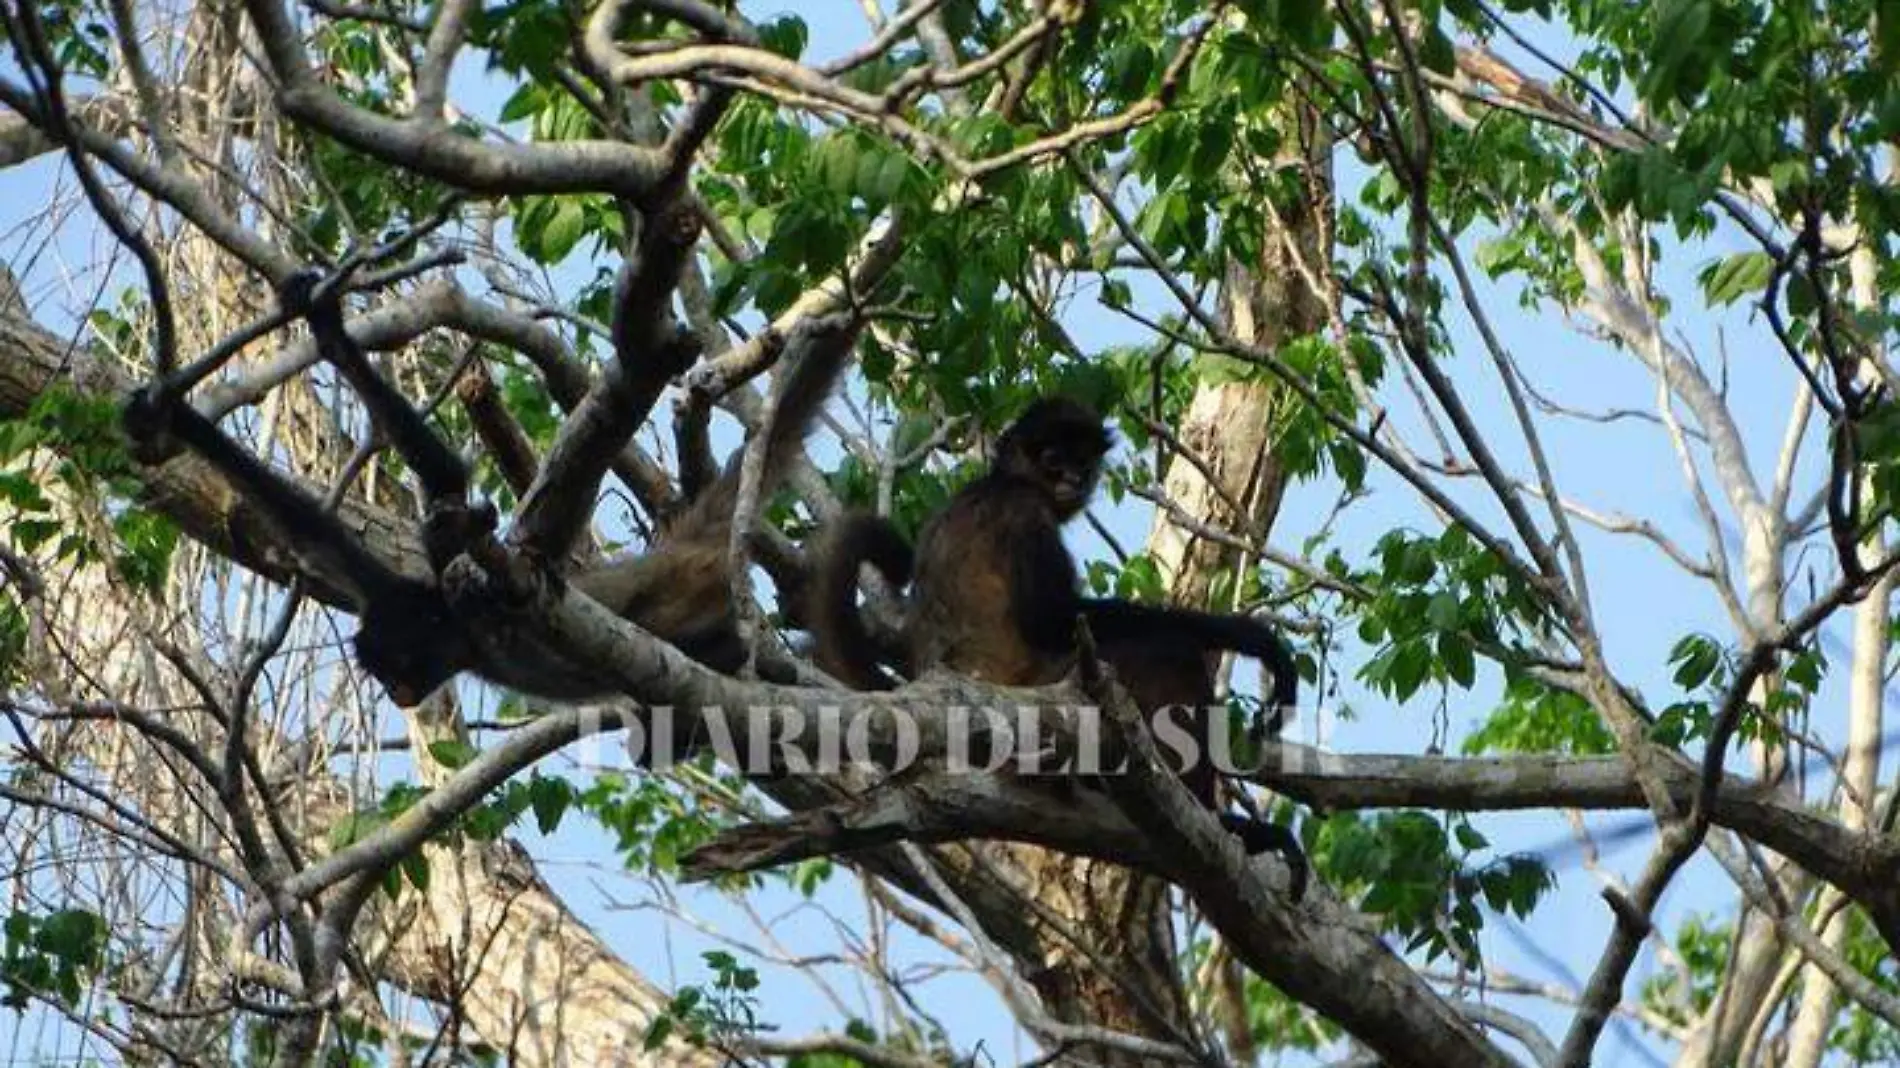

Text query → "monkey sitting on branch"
[806,397,1308,899]
[123,256,856,708]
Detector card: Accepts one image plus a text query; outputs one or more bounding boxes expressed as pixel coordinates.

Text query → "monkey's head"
[353,590,464,707]
[996,397,1113,518]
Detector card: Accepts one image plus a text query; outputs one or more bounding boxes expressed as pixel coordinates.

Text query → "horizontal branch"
[680,771,1159,880]
[1263,742,1900,951]
[243,0,673,199]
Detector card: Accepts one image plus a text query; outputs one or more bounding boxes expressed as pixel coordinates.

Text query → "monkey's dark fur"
[125,271,848,708]
[807,398,1308,898]
[348,338,842,706]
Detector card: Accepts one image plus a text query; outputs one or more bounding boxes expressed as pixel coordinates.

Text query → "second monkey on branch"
[125,267,856,708]
[808,397,1310,899]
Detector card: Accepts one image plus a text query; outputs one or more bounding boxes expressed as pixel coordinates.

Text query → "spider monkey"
[123,269,852,706]
[807,398,1308,898]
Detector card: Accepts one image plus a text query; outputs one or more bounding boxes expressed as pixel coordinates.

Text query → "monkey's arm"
[1009,516,1083,657]
[1082,598,1299,721]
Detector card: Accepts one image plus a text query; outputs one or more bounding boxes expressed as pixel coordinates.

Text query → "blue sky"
[0,1,1880,1065]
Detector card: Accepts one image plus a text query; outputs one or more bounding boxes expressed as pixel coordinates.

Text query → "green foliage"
[1354,526,1549,703]
[1697,250,1775,308]
[1649,632,1823,753]
[644,950,762,1051]
[461,772,578,840]
[32,0,112,78]
[329,782,429,851]
[1083,553,1167,601]
[497,363,562,447]
[0,593,25,686]
[1856,398,1900,528]
[109,509,179,593]
[1,908,107,1010]
[1464,677,1616,756]
[1639,912,1733,1027]
[1319,811,1553,963]
[514,193,623,266]
[1827,906,1900,1062]
[23,1,1900,1051]
[469,0,571,79]
[574,769,728,874]
[428,738,479,769]
[1209,959,1339,1056]
[0,384,137,484]
[327,782,432,900]
[0,385,179,596]
[1668,632,1727,691]
[298,35,457,250]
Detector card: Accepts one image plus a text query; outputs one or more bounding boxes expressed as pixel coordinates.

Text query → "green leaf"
[816,136,858,197]
[1329,439,1367,491]
[530,775,572,834]
[859,147,909,204]
[11,519,59,553]
[401,851,431,892]
[758,14,808,59]
[1698,252,1774,308]
[1440,634,1476,689]
[1669,634,1721,689]
[498,83,545,124]
[539,200,586,263]
[328,811,384,850]
[428,739,479,769]
[1643,0,1712,105]
[463,802,512,841]
[1107,41,1155,97]
[1474,234,1525,277]
[791,858,833,897]
[1392,640,1432,701]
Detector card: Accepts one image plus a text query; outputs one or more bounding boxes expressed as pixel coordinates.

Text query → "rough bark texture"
[367,833,721,1066]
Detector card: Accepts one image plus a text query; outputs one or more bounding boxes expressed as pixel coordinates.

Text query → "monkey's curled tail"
[1080,600,1299,731]
[809,512,914,691]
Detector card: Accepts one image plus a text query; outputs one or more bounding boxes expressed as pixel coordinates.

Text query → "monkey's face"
[997,398,1113,518]
[1032,443,1102,516]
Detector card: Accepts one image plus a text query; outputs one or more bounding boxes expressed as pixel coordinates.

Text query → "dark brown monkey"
[349,347,842,704]
[348,329,846,704]
[806,398,1307,897]
[904,397,1113,685]
[125,270,853,706]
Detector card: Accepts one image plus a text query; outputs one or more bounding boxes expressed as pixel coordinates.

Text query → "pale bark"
[1782,248,1891,1068]
[0,310,719,1068]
